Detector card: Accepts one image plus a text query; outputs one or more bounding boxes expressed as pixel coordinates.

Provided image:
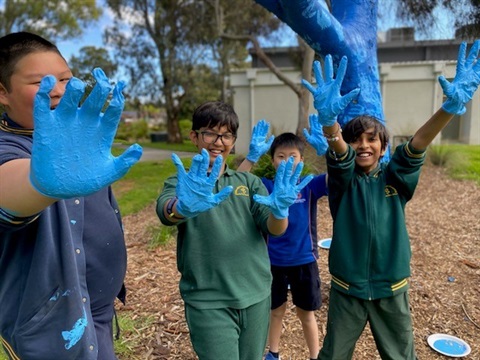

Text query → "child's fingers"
[297,174,314,192]
[324,55,334,81]
[438,75,453,96]
[313,60,326,84]
[301,79,317,94]
[80,68,113,119]
[290,160,303,186]
[50,77,85,122]
[113,144,143,177]
[172,153,188,178]
[213,186,233,205]
[252,193,272,207]
[33,75,57,122]
[335,56,348,84]
[208,155,223,186]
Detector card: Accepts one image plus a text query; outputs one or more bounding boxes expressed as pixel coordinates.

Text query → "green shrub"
[115,120,149,142]
[428,144,457,166]
[179,119,193,139]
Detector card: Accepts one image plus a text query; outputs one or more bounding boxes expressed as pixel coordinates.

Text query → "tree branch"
[220,32,302,96]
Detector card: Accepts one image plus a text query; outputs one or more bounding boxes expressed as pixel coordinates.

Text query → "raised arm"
[411,40,480,150]
[302,55,360,156]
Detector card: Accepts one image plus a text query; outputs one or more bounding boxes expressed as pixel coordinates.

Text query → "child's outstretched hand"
[302,55,360,126]
[172,149,233,218]
[303,113,328,156]
[253,157,313,219]
[30,68,143,198]
[246,119,275,163]
[439,40,480,115]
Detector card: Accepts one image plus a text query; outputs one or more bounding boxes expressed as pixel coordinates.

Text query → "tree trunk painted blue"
[255,0,384,126]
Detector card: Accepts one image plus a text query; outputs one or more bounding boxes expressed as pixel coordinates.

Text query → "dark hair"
[192,101,239,135]
[342,115,389,151]
[0,32,63,91]
[269,132,305,157]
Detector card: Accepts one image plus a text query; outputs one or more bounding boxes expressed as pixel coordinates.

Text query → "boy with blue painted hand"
[302,41,480,359]
[0,32,142,360]
[238,119,329,360]
[156,101,312,360]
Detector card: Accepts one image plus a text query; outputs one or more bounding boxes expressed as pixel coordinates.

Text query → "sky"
[55,3,458,63]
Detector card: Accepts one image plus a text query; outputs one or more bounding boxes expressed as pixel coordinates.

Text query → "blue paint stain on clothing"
[49,291,60,301]
[70,219,77,225]
[61,308,88,350]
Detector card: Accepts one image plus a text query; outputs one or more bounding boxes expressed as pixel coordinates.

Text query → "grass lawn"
[429,144,480,185]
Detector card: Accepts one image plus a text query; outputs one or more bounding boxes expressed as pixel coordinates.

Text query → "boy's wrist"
[166,197,184,220]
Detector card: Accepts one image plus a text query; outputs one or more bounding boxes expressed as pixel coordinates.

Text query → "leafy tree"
[105,0,217,143]
[206,0,314,135]
[69,46,118,83]
[104,0,282,143]
[0,0,102,40]
[388,0,480,38]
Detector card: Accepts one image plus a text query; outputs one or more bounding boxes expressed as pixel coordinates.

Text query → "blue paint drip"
[70,219,77,225]
[61,308,88,350]
[49,292,60,301]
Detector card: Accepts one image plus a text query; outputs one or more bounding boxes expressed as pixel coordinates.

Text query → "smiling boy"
[302,42,480,359]
[156,101,312,360]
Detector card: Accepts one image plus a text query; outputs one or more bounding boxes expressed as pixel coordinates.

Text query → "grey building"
[231,28,479,155]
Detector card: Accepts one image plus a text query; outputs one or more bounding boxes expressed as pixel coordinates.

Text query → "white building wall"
[231,61,479,156]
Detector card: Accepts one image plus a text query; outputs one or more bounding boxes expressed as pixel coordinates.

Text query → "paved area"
[138,147,194,162]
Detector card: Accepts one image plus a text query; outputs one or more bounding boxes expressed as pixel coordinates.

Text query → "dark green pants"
[319,288,416,360]
[185,296,270,360]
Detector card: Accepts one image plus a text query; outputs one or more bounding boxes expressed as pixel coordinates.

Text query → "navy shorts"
[270,261,321,311]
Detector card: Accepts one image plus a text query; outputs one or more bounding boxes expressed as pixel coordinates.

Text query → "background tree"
[104,0,284,143]
[206,0,314,135]
[387,0,480,38]
[105,1,223,143]
[0,0,102,40]
[69,46,118,84]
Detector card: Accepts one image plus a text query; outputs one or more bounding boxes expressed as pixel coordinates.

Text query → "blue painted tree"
[254,0,383,127]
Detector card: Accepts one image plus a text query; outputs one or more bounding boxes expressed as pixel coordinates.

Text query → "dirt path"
[118,163,480,359]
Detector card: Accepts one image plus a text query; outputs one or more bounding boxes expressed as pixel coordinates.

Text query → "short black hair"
[0,32,62,91]
[269,132,305,157]
[192,101,239,135]
[342,115,389,152]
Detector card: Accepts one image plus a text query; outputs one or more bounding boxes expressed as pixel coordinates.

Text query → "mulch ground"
[117,162,480,359]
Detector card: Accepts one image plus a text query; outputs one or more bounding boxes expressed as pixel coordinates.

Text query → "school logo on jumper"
[385,185,398,197]
[234,185,249,196]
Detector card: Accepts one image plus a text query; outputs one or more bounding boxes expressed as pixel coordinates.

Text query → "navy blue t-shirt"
[0,117,126,359]
[262,174,328,266]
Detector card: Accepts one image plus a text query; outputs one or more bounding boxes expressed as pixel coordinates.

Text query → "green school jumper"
[157,166,273,359]
[320,141,425,360]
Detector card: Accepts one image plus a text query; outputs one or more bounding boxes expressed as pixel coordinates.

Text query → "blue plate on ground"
[318,238,332,249]
[427,334,471,357]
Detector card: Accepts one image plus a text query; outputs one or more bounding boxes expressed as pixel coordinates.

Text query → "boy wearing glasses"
[156,101,312,360]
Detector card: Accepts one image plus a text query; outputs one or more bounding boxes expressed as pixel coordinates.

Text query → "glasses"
[195,131,237,145]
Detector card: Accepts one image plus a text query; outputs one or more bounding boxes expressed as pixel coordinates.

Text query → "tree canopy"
[0,0,102,40]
